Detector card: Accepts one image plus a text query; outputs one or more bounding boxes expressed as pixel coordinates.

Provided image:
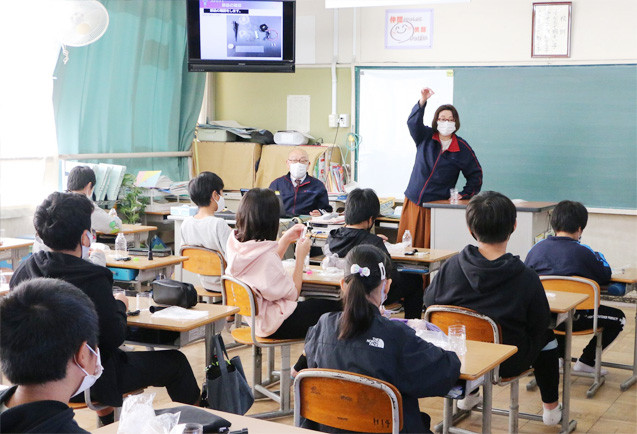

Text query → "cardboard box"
[193,140,262,190]
[255,144,341,188]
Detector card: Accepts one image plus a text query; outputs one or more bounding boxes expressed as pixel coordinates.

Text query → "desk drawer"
[108,267,138,281]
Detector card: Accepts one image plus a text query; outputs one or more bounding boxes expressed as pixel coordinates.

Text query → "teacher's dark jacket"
[304,310,461,433]
[269,173,332,216]
[405,101,483,205]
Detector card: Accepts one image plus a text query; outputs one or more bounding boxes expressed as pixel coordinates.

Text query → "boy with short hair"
[180,171,233,291]
[327,188,424,318]
[424,191,561,425]
[525,200,625,374]
[0,278,99,433]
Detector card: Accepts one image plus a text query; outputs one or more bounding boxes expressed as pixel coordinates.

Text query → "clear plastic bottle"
[402,230,412,248]
[108,208,117,217]
[115,233,128,259]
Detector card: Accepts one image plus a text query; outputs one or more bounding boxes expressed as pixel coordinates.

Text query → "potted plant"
[118,173,149,224]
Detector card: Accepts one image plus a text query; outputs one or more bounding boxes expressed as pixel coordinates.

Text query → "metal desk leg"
[442,397,453,434]
[482,371,493,434]
[11,249,20,269]
[133,233,141,248]
[561,310,577,434]
[620,307,637,391]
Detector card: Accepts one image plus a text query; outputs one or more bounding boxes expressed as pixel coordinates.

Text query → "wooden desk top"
[97,223,158,236]
[106,254,187,270]
[422,200,556,212]
[376,216,401,223]
[0,238,34,251]
[611,267,637,284]
[126,298,238,332]
[145,210,171,216]
[460,340,517,381]
[391,248,458,264]
[303,265,342,286]
[546,291,589,313]
[92,403,314,433]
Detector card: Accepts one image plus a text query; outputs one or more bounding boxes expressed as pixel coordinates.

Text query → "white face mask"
[290,162,307,180]
[379,280,387,306]
[81,231,95,260]
[214,194,225,211]
[437,121,456,136]
[72,344,103,397]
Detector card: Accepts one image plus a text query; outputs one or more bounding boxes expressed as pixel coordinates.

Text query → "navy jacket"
[305,310,461,433]
[0,386,88,433]
[524,236,612,286]
[269,173,332,216]
[405,102,482,205]
[424,245,551,378]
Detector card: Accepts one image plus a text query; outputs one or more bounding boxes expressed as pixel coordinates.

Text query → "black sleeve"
[92,275,128,353]
[423,270,441,308]
[525,271,552,358]
[314,182,332,212]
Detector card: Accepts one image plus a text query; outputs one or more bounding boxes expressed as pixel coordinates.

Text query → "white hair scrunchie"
[350,264,370,277]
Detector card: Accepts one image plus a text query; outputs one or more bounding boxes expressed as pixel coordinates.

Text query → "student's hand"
[419,88,434,107]
[114,293,129,310]
[376,234,388,241]
[309,210,321,217]
[282,224,305,243]
[295,235,312,260]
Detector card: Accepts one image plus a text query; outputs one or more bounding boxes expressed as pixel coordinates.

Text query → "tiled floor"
[75,302,636,433]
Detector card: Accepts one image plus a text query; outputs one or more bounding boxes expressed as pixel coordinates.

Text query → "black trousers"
[385,271,425,319]
[268,298,342,339]
[555,305,626,366]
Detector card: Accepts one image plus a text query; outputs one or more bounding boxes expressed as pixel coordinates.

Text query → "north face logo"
[366,337,384,348]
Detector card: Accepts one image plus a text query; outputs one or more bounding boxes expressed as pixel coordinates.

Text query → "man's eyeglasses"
[288,159,309,164]
[437,118,455,122]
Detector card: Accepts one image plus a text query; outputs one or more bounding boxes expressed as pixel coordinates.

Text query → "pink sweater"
[225,233,298,337]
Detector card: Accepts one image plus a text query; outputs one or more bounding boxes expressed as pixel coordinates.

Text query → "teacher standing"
[398,88,483,249]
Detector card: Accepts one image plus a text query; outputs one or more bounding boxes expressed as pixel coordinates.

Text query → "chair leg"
[267,346,276,383]
[587,331,605,398]
[252,346,265,399]
[280,345,291,412]
[526,377,537,391]
[509,380,519,433]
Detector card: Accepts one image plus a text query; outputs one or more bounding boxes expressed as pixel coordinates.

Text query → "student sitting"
[424,191,562,425]
[225,188,341,339]
[11,192,200,425]
[525,200,625,374]
[0,278,100,433]
[67,165,122,234]
[269,148,331,217]
[327,188,425,318]
[181,171,233,291]
[303,245,461,433]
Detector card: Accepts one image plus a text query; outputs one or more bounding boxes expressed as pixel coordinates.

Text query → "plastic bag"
[118,393,180,434]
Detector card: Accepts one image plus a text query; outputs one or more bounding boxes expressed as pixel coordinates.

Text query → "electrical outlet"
[338,114,350,128]
[328,114,339,128]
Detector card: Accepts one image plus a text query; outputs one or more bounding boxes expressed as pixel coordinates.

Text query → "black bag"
[155,406,231,433]
[204,335,254,415]
[151,279,198,308]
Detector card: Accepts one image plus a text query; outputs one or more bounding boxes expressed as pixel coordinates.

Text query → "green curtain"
[53,0,205,181]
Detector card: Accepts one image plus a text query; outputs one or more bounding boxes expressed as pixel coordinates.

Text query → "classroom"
[0,0,636,433]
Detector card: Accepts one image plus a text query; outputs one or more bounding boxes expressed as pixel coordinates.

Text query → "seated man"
[269,148,331,216]
[181,171,233,291]
[525,200,625,374]
[327,188,424,319]
[424,191,562,426]
[0,278,100,433]
[11,192,200,425]
[67,165,122,234]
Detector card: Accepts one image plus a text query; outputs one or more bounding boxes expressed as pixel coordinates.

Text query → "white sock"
[543,403,562,426]
[573,360,608,376]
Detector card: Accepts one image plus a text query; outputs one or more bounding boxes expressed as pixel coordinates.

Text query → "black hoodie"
[11,251,128,406]
[0,386,87,433]
[424,245,551,377]
[327,227,388,258]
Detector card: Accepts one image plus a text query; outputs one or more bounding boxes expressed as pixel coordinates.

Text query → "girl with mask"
[398,88,483,250]
[302,245,461,433]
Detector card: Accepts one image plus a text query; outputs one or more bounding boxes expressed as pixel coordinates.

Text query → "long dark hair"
[339,245,392,340]
[235,188,280,242]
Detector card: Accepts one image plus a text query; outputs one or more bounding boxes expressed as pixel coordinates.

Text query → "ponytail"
[338,245,392,340]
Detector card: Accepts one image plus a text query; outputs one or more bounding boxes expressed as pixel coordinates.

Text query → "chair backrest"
[540,275,600,330]
[179,246,225,277]
[221,275,257,318]
[424,305,501,344]
[294,369,403,434]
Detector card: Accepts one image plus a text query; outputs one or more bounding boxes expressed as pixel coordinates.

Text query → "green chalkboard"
[356,65,637,209]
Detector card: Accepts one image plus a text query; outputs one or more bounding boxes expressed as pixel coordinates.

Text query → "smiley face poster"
[385,9,433,49]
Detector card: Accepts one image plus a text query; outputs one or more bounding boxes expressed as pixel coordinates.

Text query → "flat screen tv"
[187,0,295,73]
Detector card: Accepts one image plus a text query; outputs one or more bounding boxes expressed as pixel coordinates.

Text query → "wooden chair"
[425,305,533,433]
[179,246,225,301]
[221,275,303,419]
[294,369,403,434]
[541,275,605,398]
[72,388,145,426]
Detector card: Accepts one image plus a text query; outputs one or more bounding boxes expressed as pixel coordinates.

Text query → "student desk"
[422,200,556,261]
[0,237,33,268]
[92,402,314,433]
[125,297,238,365]
[391,247,458,274]
[601,268,637,391]
[298,265,342,298]
[106,254,187,291]
[97,223,158,248]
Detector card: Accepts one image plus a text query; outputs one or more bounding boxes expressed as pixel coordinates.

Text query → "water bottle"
[115,233,128,259]
[108,208,117,217]
[402,230,412,248]
[304,254,310,272]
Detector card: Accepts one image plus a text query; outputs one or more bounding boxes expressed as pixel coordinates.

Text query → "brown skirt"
[397,197,431,249]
